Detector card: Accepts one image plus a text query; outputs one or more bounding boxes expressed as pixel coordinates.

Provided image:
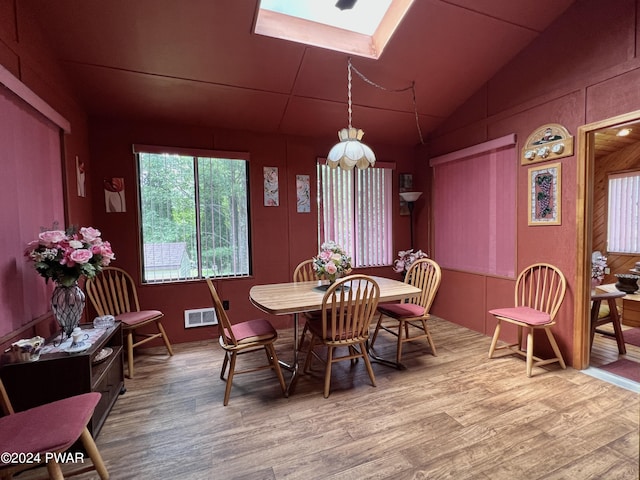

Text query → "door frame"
[574,109,640,369]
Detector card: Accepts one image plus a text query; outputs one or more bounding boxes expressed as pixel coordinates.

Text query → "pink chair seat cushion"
[0,392,100,461]
[225,318,277,344]
[489,306,551,325]
[116,310,163,326]
[377,302,425,319]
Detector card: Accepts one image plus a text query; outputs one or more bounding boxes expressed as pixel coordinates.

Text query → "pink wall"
[3,0,640,368]
[427,0,640,364]
[0,1,93,351]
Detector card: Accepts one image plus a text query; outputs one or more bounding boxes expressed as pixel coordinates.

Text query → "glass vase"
[51,282,86,339]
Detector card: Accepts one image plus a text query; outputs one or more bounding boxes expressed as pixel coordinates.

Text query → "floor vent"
[184,307,218,328]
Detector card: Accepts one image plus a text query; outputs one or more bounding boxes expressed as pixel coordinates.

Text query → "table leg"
[277,313,300,396]
[592,298,627,355]
[608,298,627,354]
[590,300,600,349]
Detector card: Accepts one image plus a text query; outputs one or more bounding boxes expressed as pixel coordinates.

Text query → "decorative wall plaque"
[521,123,573,165]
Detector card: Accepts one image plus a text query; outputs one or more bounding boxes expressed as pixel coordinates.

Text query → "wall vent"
[184,307,218,328]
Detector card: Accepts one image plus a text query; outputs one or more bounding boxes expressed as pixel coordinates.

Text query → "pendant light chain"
[347,59,353,129]
[348,57,425,145]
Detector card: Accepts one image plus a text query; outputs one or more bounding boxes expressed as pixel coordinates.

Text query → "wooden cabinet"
[622,297,640,327]
[0,322,124,437]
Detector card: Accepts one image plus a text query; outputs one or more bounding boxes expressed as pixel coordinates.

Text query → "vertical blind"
[0,85,65,337]
[318,164,393,267]
[431,137,516,278]
[607,171,640,253]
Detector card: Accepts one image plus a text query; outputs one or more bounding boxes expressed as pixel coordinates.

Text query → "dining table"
[249,275,421,396]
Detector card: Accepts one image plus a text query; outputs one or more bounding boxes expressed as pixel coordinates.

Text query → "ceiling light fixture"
[617,128,632,137]
[327,57,425,170]
[335,0,358,10]
[327,58,376,170]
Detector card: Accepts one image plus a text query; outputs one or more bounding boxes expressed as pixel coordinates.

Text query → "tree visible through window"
[607,170,640,254]
[135,146,250,283]
[318,162,393,267]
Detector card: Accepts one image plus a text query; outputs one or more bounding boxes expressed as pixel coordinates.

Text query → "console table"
[0,322,124,437]
[596,283,640,328]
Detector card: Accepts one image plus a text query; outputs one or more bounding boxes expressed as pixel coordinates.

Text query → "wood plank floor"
[46,317,639,480]
[590,324,640,368]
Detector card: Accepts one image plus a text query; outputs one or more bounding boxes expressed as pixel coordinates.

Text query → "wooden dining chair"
[303,274,380,398]
[85,266,174,378]
[488,263,567,377]
[370,258,442,367]
[293,259,324,351]
[0,378,109,480]
[205,278,286,406]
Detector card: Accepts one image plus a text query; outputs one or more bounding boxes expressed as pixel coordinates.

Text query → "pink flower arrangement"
[591,252,608,281]
[393,249,428,274]
[312,241,352,282]
[25,226,115,287]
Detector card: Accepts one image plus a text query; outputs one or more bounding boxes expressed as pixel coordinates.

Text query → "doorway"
[576,110,640,387]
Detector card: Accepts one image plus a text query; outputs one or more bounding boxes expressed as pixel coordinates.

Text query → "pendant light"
[327,58,376,170]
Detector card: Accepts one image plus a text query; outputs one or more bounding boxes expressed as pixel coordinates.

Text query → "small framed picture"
[528,162,561,225]
[399,173,413,216]
[296,175,310,213]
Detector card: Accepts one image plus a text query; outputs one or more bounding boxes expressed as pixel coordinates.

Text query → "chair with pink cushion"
[370,258,441,368]
[488,263,567,377]
[206,278,286,406]
[85,266,174,378]
[0,378,109,479]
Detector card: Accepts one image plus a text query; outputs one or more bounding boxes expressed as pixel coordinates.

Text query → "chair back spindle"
[403,258,442,311]
[515,263,566,321]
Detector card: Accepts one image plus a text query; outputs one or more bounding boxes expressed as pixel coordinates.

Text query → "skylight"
[254,0,414,59]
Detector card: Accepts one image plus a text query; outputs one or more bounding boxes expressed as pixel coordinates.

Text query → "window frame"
[606,169,640,255]
[317,159,395,268]
[133,144,252,284]
[430,135,517,278]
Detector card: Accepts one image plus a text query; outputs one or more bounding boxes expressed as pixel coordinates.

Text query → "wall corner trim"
[0,65,71,133]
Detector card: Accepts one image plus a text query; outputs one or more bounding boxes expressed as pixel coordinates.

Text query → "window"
[607,170,640,254]
[318,162,393,267]
[134,145,251,283]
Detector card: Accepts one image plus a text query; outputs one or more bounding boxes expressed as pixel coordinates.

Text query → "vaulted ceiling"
[23,0,577,147]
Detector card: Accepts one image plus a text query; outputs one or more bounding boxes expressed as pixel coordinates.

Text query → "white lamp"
[400,191,422,249]
[327,58,376,170]
[399,191,423,203]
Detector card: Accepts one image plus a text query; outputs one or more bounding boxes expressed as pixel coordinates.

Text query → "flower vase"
[590,277,601,295]
[51,282,86,339]
[614,274,639,294]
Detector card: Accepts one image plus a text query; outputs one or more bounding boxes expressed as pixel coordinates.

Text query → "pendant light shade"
[327,127,376,170]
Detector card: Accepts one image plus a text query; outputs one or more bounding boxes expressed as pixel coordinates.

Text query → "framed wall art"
[263,166,279,206]
[296,174,310,213]
[528,162,561,226]
[399,173,413,215]
[104,177,126,213]
[521,123,573,165]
